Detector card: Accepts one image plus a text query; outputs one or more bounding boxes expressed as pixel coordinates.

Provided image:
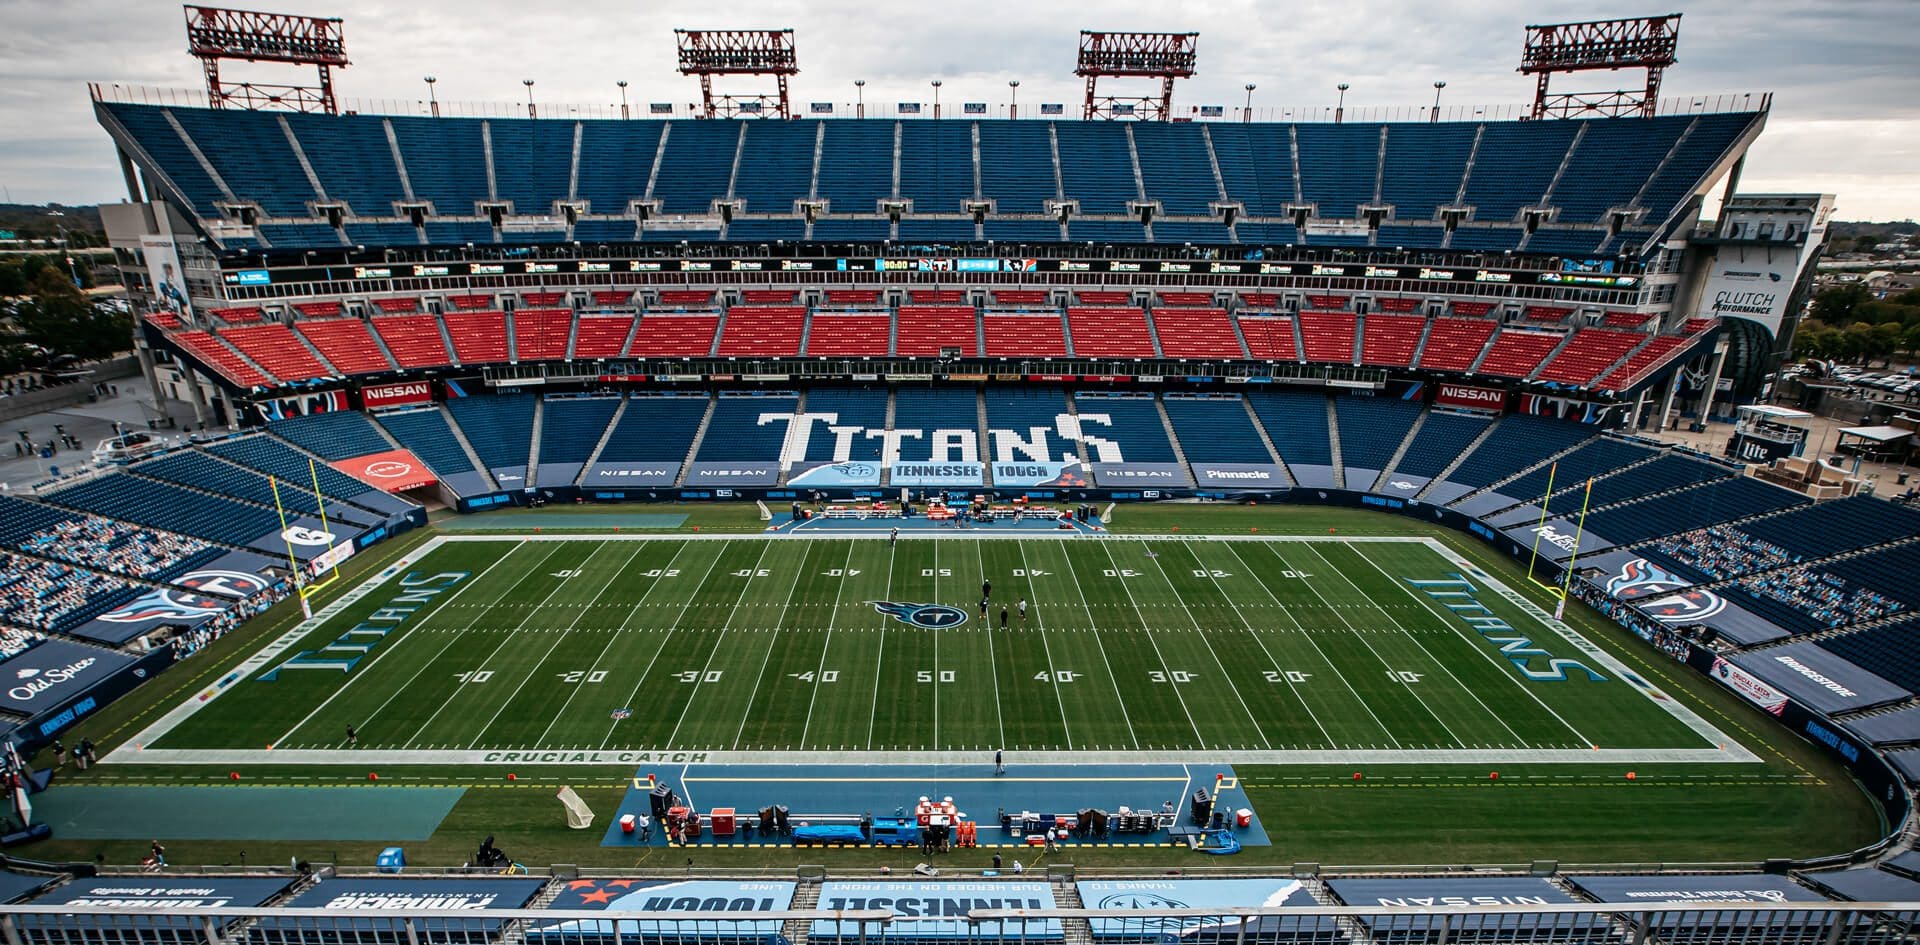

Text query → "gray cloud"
[1,0,1915,218]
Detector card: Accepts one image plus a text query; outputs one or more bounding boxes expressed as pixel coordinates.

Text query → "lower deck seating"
[1072,394,1176,462]
[445,395,536,472]
[694,394,799,461]
[0,496,213,582]
[376,407,477,475]
[595,395,710,465]
[45,472,281,545]
[1248,391,1332,467]
[268,410,394,460]
[539,397,622,465]
[1393,411,1493,479]
[1161,396,1272,463]
[1445,415,1596,488]
[0,553,142,633]
[1822,619,1920,695]
[1333,397,1422,474]
[891,388,980,462]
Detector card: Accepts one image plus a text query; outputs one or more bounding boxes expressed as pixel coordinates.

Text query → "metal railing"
[87,83,1770,122]
[1,901,1915,945]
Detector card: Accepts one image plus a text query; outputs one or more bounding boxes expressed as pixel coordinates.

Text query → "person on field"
[1000,605,1009,629]
[890,527,899,548]
[346,725,358,746]
[1018,598,1028,623]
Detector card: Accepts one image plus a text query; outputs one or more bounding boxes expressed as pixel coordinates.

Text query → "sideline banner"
[1710,656,1789,716]
[889,462,984,487]
[1190,463,1287,489]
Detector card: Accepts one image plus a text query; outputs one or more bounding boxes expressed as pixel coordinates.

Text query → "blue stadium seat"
[1131,123,1219,216]
[1393,410,1494,479]
[1822,619,1920,696]
[1054,123,1139,215]
[485,118,576,214]
[1445,414,1597,489]
[576,121,665,215]
[45,471,282,546]
[258,222,345,248]
[892,388,981,463]
[445,395,537,474]
[100,104,228,216]
[727,219,808,242]
[1332,396,1423,478]
[283,112,411,216]
[801,389,889,462]
[898,219,978,242]
[572,219,639,241]
[423,220,496,245]
[387,116,491,215]
[977,121,1058,213]
[597,395,710,464]
[1247,391,1333,468]
[1542,454,1729,516]
[168,108,318,217]
[899,121,975,215]
[343,222,421,246]
[735,120,818,214]
[1380,124,1476,221]
[206,434,394,510]
[1161,396,1272,464]
[1463,121,1580,222]
[695,393,799,462]
[268,410,395,460]
[376,408,478,476]
[1296,123,1383,219]
[1489,437,1656,505]
[538,397,622,466]
[1580,476,1806,546]
[1072,394,1176,462]
[984,386,1070,464]
[134,449,336,521]
[816,122,894,215]
[1207,124,1292,217]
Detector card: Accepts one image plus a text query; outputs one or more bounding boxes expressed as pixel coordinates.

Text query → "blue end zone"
[772,515,1105,534]
[603,763,1267,848]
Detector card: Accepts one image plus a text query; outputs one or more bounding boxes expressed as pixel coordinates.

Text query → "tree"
[1811,284,1871,326]
[1905,323,1920,358]
[10,268,132,361]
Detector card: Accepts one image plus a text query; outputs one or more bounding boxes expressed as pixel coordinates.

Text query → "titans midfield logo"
[1606,557,1727,623]
[868,601,968,629]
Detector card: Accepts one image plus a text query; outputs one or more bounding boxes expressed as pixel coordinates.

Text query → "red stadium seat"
[741,289,798,305]
[1076,290,1131,305]
[805,313,892,356]
[1598,335,1696,390]
[983,314,1068,356]
[221,323,331,381]
[1414,318,1497,372]
[522,291,564,306]
[573,315,637,358]
[1360,314,1426,368]
[656,290,715,307]
[372,314,453,368]
[512,309,573,360]
[448,293,494,310]
[372,297,420,314]
[1152,308,1244,359]
[297,318,394,374]
[897,307,980,356]
[629,314,721,357]
[591,290,634,307]
[1477,328,1565,379]
[1535,328,1648,385]
[293,301,344,318]
[824,289,882,305]
[993,290,1050,306]
[1237,316,1299,361]
[206,306,264,323]
[1067,307,1156,358]
[910,290,966,304]
[442,311,509,364]
[1298,311,1358,363]
[1158,292,1213,308]
[716,306,806,356]
[1450,300,1495,317]
[173,329,269,387]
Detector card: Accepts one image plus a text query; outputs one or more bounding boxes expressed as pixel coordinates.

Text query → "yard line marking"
[1090,540,1207,748]
[1300,543,1530,749]
[798,540,857,747]
[1264,542,1464,749]
[528,540,694,748]
[1047,541,1139,749]
[731,541,817,749]
[596,540,731,750]
[1129,539,1270,748]
[1220,542,1399,748]
[406,541,614,747]
[662,540,777,748]
[274,540,545,748]
[1359,545,1597,749]
[1013,540,1075,750]
[974,538,1008,751]
[1176,541,1335,748]
[864,540,898,750]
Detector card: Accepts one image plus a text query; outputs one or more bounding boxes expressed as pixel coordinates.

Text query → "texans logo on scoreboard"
[869,601,968,629]
[1605,557,1726,623]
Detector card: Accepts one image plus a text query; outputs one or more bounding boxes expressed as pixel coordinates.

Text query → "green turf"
[36,505,1883,869]
[148,535,1713,756]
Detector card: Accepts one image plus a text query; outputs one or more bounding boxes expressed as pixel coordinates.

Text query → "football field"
[126,534,1747,765]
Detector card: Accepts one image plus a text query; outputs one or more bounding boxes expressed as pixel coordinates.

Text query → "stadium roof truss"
[675,28,798,119]
[1075,30,1198,121]
[184,5,349,115]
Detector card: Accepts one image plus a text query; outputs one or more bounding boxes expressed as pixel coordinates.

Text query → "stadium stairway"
[525,399,545,488]
[1478,448,1668,521]
[1437,421,1594,507]
[1370,406,1430,492]
[782,881,821,945]
[774,390,810,487]
[1323,396,1346,489]
[1050,876,1096,945]
[436,406,498,491]
[672,395,719,488]
[880,389,898,488]
[1243,396,1295,484]
[289,325,339,375]
[433,313,461,367]
[1060,395,1093,467]
[976,388,993,488]
[1412,416,1503,502]
[1154,395,1191,475]
[1524,331,1583,382]
[574,396,629,485]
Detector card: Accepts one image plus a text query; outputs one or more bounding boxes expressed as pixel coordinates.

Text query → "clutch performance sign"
[332,449,436,492]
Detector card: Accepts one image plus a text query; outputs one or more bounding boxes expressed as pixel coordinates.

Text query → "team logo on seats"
[1605,557,1726,623]
[177,569,274,599]
[868,601,968,629]
[99,589,231,624]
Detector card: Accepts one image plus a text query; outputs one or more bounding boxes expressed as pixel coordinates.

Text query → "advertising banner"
[812,882,1059,942]
[491,466,530,489]
[331,449,437,492]
[1076,879,1334,941]
[1435,383,1508,411]
[1698,262,1794,338]
[1189,463,1288,489]
[0,640,136,715]
[991,461,1090,489]
[1729,643,1909,715]
[27,876,293,928]
[582,462,681,486]
[683,463,780,487]
[1091,463,1191,488]
[889,462,984,487]
[1710,656,1790,716]
[70,588,229,645]
[246,518,356,561]
[261,878,547,937]
[139,235,193,320]
[360,381,433,408]
[1498,518,1612,561]
[1376,473,1431,497]
[1568,873,1828,905]
[1327,877,1607,935]
[788,461,883,488]
[530,879,795,944]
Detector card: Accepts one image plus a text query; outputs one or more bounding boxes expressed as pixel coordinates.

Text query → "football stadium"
[0,4,1916,941]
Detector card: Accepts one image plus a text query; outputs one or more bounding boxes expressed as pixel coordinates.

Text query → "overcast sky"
[2,0,1916,219]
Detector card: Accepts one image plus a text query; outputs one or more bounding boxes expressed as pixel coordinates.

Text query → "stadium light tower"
[523,79,536,118]
[1243,83,1255,122]
[617,80,629,119]
[183,5,348,114]
[674,28,798,119]
[1335,82,1349,123]
[931,79,942,119]
[1074,30,1198,121]
[1431,80,1446,122]
[423,75,437,117]
[1009,79,1020,119]
[854,79,865,119]
[1519,13,1681,119]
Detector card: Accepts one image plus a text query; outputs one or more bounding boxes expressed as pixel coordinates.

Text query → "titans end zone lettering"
[259,571,469,680]
[1408,574,1604,683]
